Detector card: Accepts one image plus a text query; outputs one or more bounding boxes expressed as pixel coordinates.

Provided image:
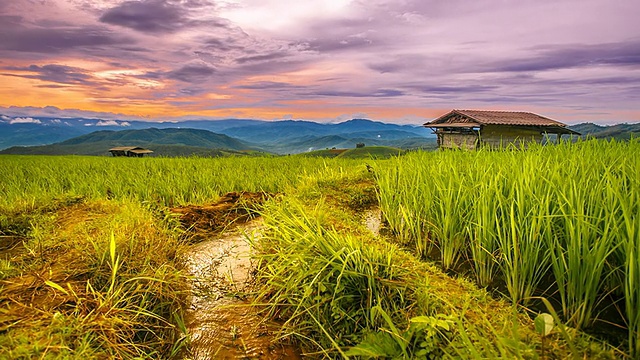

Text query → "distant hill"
[60,128,254,149]
[0,128,260,156]
[0,122,86,149]
[569,123,640,140]
[222,119,431,145]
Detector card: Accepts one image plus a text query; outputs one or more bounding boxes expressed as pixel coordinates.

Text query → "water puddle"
[183,220,301,359]
[364,208,382,236]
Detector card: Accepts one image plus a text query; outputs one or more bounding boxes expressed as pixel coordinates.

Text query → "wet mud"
[177,193,300,359]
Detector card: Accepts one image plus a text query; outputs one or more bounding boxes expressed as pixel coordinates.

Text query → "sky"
[0,0,639,125]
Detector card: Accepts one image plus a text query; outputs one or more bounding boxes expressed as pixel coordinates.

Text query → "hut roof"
[108,146,153,154]
[424,110,579,134]
[109,146,152,152]
[128,148,153,154]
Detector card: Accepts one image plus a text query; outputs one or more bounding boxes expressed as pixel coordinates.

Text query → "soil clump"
[171,192,273,241]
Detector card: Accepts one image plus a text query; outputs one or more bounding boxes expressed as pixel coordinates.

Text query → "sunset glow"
[1,0,639,124]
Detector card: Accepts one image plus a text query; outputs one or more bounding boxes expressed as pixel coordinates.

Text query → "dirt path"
[175,193,301,359]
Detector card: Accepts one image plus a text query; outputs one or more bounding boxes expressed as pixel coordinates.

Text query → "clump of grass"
[253,196,458,356]
[0,199,188,358]
[252,172,616,358]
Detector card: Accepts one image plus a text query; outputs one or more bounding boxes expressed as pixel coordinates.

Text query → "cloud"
[166,61,216,82]
[0,16,133,54]
[8,117,42,124]
[96,120,131,126]
[236,52,289,64]
[312,89,405,98]
[99,0,224,34]
[408,84,499,94]
[0,105,146,121]
[485,40,640,73]
[2,64,95,85]
[100,0,187,34]
[233,81,300,90]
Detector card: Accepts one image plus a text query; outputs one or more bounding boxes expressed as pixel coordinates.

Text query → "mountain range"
[0,116,436,156]
[1,114,638,157]
[568,123,640,140]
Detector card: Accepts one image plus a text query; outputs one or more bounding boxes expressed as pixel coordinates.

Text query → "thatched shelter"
[424,110,580,150]
[108,146,153,157]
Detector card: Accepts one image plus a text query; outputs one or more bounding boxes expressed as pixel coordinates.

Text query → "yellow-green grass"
[297,149,348,158]
[336,146,403,159]
[376,139,640,356]
[297,146,402,159]
[0,155,364,209]
[252,169,616,358]
[0,198,187,358]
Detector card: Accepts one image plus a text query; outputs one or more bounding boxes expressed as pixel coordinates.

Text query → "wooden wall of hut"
[479,125,543,149]
[439,132,478,150]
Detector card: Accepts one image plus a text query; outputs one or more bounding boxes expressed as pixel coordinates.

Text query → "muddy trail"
[172,192,301,359]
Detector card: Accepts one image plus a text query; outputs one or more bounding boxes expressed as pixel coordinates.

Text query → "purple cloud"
[487,41,640,72]
[236,52,290,64]
[100,0,191,34]
[0,24,131,54]
[99,0,229,34]
[313,89,405,98]
[233,81,299,90]
[2,64,95,85]
[166,61,216,82]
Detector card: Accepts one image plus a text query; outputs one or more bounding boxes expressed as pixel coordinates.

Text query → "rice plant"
[466,176,500,287]
[376,139,640,353]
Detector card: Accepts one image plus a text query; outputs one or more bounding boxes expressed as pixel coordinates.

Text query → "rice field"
[376,139,640,356]
[0,155,363,209]
[1,142,636,357]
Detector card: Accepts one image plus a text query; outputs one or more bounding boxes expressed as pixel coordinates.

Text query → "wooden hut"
[424,110,580,150]
[108,146,153,157]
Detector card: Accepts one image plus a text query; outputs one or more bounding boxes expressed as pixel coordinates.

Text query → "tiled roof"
[425,110,568,127]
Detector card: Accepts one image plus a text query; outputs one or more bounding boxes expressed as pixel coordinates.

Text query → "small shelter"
[108,146,153,157]
[424,110,580,150]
